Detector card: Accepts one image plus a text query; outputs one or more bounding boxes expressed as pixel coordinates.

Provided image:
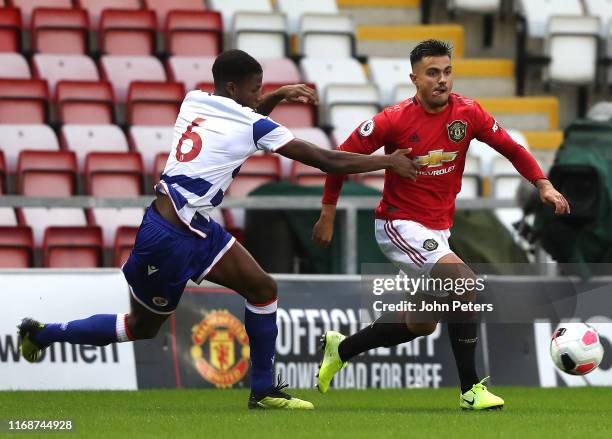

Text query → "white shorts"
[375,219,453,276]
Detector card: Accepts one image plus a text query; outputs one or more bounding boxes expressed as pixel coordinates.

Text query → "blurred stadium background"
[2,0,612,405]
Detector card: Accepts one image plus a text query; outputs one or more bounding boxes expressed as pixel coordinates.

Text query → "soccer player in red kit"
[312,39,570,410]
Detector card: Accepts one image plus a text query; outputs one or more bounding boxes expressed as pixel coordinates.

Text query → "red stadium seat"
[32,53,99,94]
[17,149,77,196]
[291,161,327,186]
[165,10,222,56]
[167,56,214,91]
[260,58,301,83]
[85,151,144,197]
[0,150,5,193]
[195,81,214,93]
[113,225,137,266]
[0,78,48,123]
[262,82,316,127]
[31,8,88,55]
[100,9,156,56]
[144,0,207,29]
[153,151,167,180]
[75,0,140,29]
[0,8,21,52]
[127,81,184,126]
[11,0,72,27]
[100,55,166,103]
[21,207,87,246]
[60,124,128,169]
[43,225,103,267]
[226,155,280,197]
[0,53,31,78]
[0,226,33,267]
[55,80,114,124]
[90,208,143,248]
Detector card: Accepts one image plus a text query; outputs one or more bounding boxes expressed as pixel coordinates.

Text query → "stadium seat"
[300,58,368,99]
[326,84,380,144]
[584,0,612,38]
[0,78,48,123]
[452,58,515,97]
[285,127,331,177]
[0,207,17,225]
[128,125,173,174]
[0,7,21,52]
[491,155,521,199]
[262,82,316,128]
[447,0,501,13]
[299,14,355,58]
[393,83,418,103]
[90,207,143,248]
[476,97,559,131]
[21,207,87,246]
[11,0,72,28]
[457,155,481,199]
[75,0,141,29]
[144,0,208,30]
[43,225,103,267]
[0,149,5,193]
[276,0,338,35]
[260,58,301,84]
[153,151,168,180]
[126,81,184,126]
[17,149,77,196]
[225,154,281,197]
[32,54,99,94]
[0,53,31,78]
[100,55,166,103]
[31,8,89,54]
[99,9,156,56]
[545,16,600,85]
[587,101,612,122]
[0,124,58,172]
[233,12,287,59]
[167,56,215,91]
[84,151,144,197]
[195,81,214,93]
[291,160,327,186]
[0,226,33,267]
[208,0,272,31]
[55,80,114,124]
[517,0,583,39]
[368,57,413,106]
[60,124,128,168]
[165,10,222,56]
[113,225,137,266]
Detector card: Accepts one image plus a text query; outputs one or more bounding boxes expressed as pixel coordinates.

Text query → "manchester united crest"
[447,120,467,142]
[191,310,250,388]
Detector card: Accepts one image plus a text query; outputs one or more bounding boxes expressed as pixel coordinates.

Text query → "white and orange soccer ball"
[550,323,604,375]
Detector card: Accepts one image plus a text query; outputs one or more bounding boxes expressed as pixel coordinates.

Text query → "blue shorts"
[122,204,235,314]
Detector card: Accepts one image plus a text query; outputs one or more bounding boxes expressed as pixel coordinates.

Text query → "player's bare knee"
[250,274,277,304]
[127,316,160,340]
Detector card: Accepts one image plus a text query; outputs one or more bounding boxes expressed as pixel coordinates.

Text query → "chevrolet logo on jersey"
[415,150,458,168]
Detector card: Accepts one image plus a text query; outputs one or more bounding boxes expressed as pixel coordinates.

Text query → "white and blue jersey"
[123,92,293,314]
[157,91,294,238]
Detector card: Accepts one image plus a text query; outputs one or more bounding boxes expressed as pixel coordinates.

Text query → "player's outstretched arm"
[535,179,570,215]
[257,84,318,116]
[279,138,417,177]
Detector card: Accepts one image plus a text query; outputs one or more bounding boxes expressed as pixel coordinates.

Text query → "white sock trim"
[245,299,278,314]
[115,313,130,342]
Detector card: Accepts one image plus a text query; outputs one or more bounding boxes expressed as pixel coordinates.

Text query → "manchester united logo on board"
[191,310,250,388]
[447,120,467,142]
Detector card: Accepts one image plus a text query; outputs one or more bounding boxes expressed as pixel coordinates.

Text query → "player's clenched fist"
[387,148,419,180]
[312,205,336,247]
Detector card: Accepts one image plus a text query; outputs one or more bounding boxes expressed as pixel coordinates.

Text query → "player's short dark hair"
[212,49,263,87]
[409,39,453,66]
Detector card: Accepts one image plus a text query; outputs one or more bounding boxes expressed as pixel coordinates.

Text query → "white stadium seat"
[276,0,338,35]
[299,14,354,58]
[167,56,215,91]
[546,16,600,84]
[457,155,481,199]
[61,124,129,169]
[447,0,501,13]
[0,208,18,226]
[584,0,612,38]
[0,124,59,172]
[261,58,301,84]
[0,53,31,79]
[368,57,413,106]
[300,58,367,97]
[326,83,380,143]
[233,12,288,59]
[517,0,583,38]
[587,101,612,122]
[393,83,418,103]
[91,208,145,247]
[100,56,166,103]
[129,126,174,174]
[209,0,272,31]
[33,54,99,94]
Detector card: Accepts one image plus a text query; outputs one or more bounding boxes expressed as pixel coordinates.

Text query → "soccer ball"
[550,323,604,375]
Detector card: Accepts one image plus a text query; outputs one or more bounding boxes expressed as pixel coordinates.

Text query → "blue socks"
[244,300,278,394]
[32,314,130,347]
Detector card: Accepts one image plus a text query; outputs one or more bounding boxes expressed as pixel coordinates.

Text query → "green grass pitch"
[1,387,612,438]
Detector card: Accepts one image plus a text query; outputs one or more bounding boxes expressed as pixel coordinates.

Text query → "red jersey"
[322,93,547,229]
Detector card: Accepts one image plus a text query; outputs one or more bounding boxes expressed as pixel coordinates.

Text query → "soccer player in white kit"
[19,50,419,410]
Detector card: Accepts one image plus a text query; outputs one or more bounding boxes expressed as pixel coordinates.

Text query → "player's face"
[410,56,453,110]
[228,73,263,110]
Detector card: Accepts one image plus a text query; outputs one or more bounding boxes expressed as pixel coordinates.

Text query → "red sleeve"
[472,102,547,185]
[321,111,393,205]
